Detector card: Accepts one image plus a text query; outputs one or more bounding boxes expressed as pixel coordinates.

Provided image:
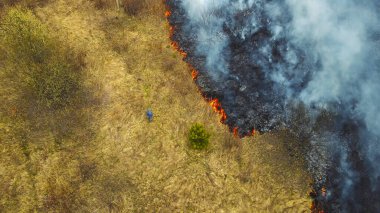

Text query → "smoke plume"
[167,0,380,211]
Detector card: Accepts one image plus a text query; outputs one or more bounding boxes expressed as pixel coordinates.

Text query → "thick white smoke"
[288,0,374,104]
[284,0,380,196]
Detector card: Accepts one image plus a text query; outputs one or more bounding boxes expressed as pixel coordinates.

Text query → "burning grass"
[209,98,227,123]
[166,6,258,138]
[0,0,312,211]
[191,69,198,80]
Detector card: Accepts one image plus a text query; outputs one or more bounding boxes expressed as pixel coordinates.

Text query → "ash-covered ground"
[167,0,380,212]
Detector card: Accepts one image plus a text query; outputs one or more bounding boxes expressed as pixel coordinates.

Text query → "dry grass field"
[0,0,312,212]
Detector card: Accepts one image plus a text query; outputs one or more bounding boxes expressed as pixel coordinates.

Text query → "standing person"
[146,109,153,122]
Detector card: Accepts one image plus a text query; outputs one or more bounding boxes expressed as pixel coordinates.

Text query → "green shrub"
[0,8,83,110]
[188,123,210,150]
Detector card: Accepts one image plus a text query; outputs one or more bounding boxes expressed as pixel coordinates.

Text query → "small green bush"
[188,123,211,150]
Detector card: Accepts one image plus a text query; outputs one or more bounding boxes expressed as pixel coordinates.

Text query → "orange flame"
[209,98,227,123]
[169,26,175,37]
[171,41,187,58]
[191,69,199,80]
[310,202,315,211]
[165,10,171,18]
[251,128,256,136]
[233,127,239,137]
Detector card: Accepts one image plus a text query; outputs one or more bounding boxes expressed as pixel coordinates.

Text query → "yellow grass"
[0,0,312,212]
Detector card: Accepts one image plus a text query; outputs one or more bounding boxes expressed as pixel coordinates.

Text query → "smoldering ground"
[167,0,380,211]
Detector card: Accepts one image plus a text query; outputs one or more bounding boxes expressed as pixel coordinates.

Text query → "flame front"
[166,4,262,139]
[166,7,228,129]
[209,98,227,123]
[170,41,187,58]
[166,9,187,59]
[166,4,317,211]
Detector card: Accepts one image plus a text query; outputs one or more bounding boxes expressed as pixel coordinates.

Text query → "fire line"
[165,6,256,138]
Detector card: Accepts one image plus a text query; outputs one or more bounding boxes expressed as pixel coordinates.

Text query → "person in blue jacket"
[146,109,153,122]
